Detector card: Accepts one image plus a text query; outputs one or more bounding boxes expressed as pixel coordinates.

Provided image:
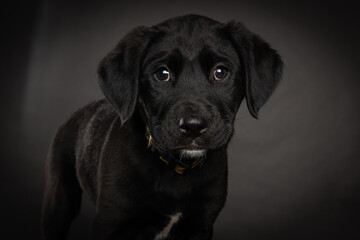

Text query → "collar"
[145,126,204,174]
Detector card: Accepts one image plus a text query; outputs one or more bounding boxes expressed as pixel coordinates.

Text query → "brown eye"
[155,67,170,82]
[213,66,229,81]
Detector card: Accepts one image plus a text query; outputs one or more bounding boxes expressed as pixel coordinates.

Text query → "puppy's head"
[98,15,283,158]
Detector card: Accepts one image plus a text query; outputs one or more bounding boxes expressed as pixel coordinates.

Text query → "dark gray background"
[1,0,360,239]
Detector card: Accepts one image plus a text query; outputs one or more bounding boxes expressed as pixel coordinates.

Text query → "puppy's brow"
[143,51,168,67]
[143,49,184,76]
[198,46,234,76]
[199,46,234,62]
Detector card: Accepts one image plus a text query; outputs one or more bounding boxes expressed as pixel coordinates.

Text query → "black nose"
[179,116,208,138]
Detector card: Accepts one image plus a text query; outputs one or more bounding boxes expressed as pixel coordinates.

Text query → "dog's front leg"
[90,193,164,240]
[91,208,165,240]
[169,196,227,239]
[170,169,228,240]
[41,133,82,240]
[169,200,224,240]
[90,210,121,240]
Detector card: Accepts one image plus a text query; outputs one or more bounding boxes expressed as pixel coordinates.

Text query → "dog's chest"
[154,212,182,240]
[153,172,193,198]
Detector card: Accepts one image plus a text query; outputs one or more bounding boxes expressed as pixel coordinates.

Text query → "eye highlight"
[154,67,170,82]
[213,66,229,81]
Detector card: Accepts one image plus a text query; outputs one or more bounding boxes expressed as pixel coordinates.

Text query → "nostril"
[179,116,208,136]
[179,118,188,133]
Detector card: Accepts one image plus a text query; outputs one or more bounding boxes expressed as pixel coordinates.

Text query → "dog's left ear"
[225,21,283,118]
[98,26,153,124]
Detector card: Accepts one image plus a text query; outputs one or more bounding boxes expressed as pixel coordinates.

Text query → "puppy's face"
[98,15,283,158]
[139,20,243,157]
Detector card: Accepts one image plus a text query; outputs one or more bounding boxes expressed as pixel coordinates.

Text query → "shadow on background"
[1,0,360,239]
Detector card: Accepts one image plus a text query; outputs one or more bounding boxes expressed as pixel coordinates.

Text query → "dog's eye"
[213,66,229,81]
[155,67,170,82]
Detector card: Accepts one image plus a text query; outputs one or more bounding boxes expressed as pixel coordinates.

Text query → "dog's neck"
[145,125,204,175]
[133,104,205,175]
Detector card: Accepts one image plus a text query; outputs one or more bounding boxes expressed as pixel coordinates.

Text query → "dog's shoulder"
[70,99,118,148]
[69,99,115,126]
[51,99,117,157]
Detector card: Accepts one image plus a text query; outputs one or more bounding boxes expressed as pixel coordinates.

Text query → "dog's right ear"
[225,21,283,119]
[98,26,152,124]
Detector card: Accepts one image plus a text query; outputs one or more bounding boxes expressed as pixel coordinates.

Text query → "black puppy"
[41,14,282,240]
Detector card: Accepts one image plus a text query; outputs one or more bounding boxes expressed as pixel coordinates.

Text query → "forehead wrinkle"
[176,34,234,61]
[145,28,238,68]
[143,51,169,67]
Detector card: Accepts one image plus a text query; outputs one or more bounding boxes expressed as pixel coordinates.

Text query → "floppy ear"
[225,21,283,118]
[98,26,152,124]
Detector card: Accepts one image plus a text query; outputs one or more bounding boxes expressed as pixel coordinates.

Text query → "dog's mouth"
[180,149,206,159]
[147,125,215,160]
[178,140,206,159]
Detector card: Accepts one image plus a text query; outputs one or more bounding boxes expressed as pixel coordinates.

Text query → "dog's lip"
[179,141,206,157]
[183,145,203,150]
[185,140,204,149]
[172,146,205,152]
[180,149,206,159]
[172,144,206,154]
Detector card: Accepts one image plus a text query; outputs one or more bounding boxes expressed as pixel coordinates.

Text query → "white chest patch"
[154,212,182,240]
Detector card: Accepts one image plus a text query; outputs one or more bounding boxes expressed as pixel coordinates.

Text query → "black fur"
[41,14,283,240]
